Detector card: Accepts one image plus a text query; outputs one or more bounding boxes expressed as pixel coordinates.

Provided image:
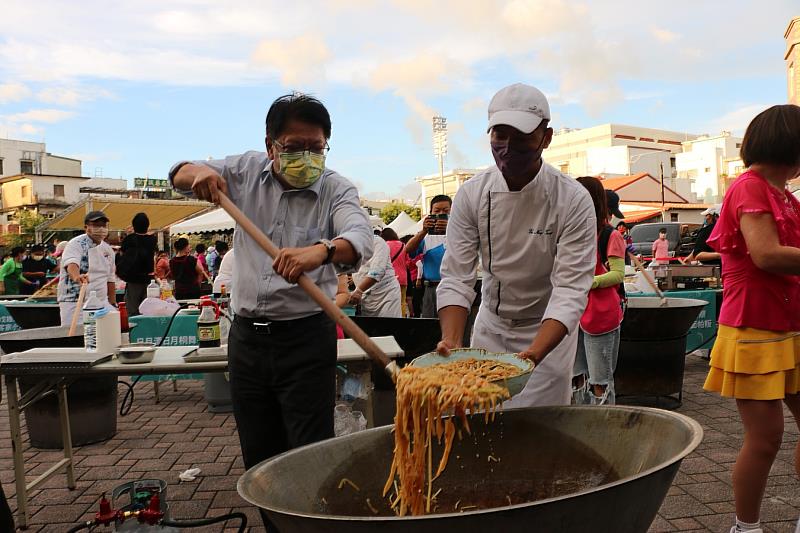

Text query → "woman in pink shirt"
[703,105,800,533]
[651,228,670,265]
[571,177,626,405]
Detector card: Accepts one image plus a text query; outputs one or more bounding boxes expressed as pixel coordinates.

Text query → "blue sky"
[0,0,797,202]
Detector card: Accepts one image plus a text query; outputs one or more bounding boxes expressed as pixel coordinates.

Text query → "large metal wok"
[0,326,117,448]
[616,297,707,407]
[239,406,702,532]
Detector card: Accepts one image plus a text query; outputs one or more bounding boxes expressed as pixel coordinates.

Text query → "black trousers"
[229,313,336,528]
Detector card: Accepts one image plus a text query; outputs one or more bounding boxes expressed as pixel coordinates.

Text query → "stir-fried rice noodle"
[383,358,520,516]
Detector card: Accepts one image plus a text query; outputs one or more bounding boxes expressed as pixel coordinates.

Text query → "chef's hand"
[436,338,460,356]
[189,165,228,204]
[272,244,327,284]
[517,347,541,367]
[71,274,90,284]
[347,288,363,305]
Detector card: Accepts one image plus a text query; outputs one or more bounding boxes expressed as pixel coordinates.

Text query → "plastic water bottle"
[82,291,103,352]
[146,280,160,299]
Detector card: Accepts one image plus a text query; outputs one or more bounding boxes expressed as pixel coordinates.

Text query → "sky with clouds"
[0,0,797,201]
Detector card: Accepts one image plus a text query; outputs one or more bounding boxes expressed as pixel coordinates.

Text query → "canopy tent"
[37,195,212,233]
[387,211,420,237]
[169,208,234,234]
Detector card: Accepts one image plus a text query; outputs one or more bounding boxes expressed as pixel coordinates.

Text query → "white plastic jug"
[96,309,122,354]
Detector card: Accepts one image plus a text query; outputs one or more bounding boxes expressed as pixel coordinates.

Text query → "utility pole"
[432,116,448,195]
[660,161,666,222]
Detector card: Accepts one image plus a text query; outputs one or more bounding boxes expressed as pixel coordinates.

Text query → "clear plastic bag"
[138,296,180,316]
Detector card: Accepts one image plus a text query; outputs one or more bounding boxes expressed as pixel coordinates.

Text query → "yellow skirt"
[704,325,800,400]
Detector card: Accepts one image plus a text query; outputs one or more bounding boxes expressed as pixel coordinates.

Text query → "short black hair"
[740,104,800,168]
[30,244,44,253]
[215,240,229,254]
[174,238,189,252]
[616,221,627,229]
[266,93,331,141]
[195,243,206,254]
[659,228,667,234]
[381,228,399,241]
[430,194,452,210]
[132,212,149,233]
[11,247,25,257]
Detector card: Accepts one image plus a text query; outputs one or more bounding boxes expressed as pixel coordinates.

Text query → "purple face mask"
[490,130,547,180]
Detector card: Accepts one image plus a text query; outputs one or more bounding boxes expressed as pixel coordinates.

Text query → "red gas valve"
[94,493,118,526]
[137,492,165,525]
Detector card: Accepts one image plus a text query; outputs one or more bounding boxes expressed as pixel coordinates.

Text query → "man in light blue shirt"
[404,194,451,317]
[170,94,372,527]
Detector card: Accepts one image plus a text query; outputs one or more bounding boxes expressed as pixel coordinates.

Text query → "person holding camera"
[435,83,596,408]
[404,194,451,318]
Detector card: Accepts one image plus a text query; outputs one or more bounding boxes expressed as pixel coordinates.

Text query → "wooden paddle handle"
[68,283,87,337]
[628,253,666,300]
[218,194,396,375]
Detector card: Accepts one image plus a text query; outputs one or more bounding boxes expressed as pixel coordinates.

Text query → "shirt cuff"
[331,231,368,273]
[169,161,196,198]
[541,286,587,333]
[436,279,476,312]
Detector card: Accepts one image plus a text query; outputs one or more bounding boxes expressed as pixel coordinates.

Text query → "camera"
[428,214,448,235]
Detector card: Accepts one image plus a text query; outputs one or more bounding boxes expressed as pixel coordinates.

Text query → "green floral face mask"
[278,151,326,188]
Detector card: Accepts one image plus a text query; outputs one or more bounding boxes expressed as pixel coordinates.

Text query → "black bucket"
[0,326,118,448]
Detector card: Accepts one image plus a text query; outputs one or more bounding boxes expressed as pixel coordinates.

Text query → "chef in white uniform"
[436,83,597,407]
[57,210,117,326]
[349,232,402,317]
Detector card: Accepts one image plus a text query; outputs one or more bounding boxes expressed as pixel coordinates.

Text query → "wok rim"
[237,405,704,522]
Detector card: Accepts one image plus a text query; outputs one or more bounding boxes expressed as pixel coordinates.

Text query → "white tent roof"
[170,208,234,234]
[387,211,419,237]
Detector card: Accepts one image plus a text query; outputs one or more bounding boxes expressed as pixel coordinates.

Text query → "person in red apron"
[571,178,626,405]
[435,83,597,407]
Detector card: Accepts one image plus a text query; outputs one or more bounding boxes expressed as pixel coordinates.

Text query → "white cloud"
[4,108,76,123]
[651,27,681,43]
[251,34,331,86]
[0,82,31,103]
[37,86,114,106]
[706,103,770,136]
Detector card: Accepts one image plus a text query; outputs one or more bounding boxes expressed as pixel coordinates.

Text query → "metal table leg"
[5,375,28,529]
[57,383,76,489]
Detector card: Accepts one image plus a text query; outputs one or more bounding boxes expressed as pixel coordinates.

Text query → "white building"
[0,174,127,233]
[543,124,697,181]
[674,131,743,203]
[0,139,81,178]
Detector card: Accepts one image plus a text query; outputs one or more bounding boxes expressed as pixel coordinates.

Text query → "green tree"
[379,202,421,225]
[3,210,47,248]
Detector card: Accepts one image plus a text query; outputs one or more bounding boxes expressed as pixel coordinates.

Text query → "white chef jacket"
[436,162,597,406]
[353,235,402,317]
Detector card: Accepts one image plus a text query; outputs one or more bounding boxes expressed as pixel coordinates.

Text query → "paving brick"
[680,481,733,503]
[668,517,703,530]
[658,494,715,520]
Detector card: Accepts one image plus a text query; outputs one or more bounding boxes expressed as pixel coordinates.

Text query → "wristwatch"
[315,239,337,265]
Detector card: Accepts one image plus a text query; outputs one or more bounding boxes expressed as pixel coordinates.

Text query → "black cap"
[605,190,624,219]
[84,210,109,224]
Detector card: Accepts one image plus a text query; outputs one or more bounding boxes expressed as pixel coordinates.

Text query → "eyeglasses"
[274,140,330,155]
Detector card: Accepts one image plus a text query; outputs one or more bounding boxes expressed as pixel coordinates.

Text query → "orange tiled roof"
[599,173,649,191]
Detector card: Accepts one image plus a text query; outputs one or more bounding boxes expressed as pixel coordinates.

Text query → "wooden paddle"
[217,193,398,379]
[68,283,88,337]
[628,253,667,305]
